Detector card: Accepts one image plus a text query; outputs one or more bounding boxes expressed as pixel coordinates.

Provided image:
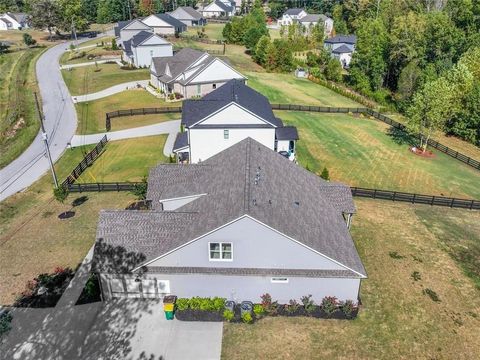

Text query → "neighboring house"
[114,19,153,44]
[173,79,298,163]
[150,47,246,99]
[0,12,29,30]
[168,6,206,27]
[93,137,366,304]
[142,13,187,35]
[324,35,357,68]
[297,14,333,36]
[122,31,173,67]
[200,0,235,18]
[278,8,308,26]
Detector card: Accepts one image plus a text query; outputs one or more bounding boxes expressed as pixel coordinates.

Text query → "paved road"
[73,80,149,103]
[71,120,180,156]
[0,37,100,202]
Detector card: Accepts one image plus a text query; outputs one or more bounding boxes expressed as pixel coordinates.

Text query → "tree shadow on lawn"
[387,127,418,147]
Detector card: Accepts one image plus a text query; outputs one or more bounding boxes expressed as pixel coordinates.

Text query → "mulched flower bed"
[410,147,435,158]
[76,273,102,305]
[14,267,75,308]
[175,309,224,322]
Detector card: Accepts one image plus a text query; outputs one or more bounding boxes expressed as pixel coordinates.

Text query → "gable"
[145,216,348,271]
[171,8,192,19]
[140,35,170,46]
[198,103,268,126]
[204,3,226,12]
[143,15,173,28]
[188,58,244,84]
[123,19,151,31]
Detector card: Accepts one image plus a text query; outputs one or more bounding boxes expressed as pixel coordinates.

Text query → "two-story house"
[168,6,206,27]
[114,19,153,44]
[93,138,366,304]
[150,48,246,99]
[298,14,333,36]
[122,31,173,67]
[278,8,308,26]
[324,35,357,68]
[173,79,298,163]
[0,12,29,30]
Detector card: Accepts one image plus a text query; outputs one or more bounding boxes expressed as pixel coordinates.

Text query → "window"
[224,129,229,139]
[209,242,233,261]
[197,84,201,95]
[212,83,217,89]
[271,277,289,283]
[150,50,154,56]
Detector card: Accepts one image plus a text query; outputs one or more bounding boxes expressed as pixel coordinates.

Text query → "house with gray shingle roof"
[324,35,357,68]
[150,47,246,99]
[142,13,187,35]
[0,12,29,30]
[278,8,308,26]
[93,137,366,303]
[122,31,173,67]
[168,6,206,27]
[174,79,298,163]
[200,0,235,18]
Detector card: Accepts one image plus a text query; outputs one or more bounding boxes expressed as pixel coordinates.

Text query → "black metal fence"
[67,182,137,192]
[351,187,480,210]
[271,104,368,113]
[106,107,182,131]
[178,35,224,45]
[61,135,108,189]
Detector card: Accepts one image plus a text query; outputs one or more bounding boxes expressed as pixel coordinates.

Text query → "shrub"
[188,297,202,310]
[241,312,253,324]
[423,288,440,302]
[223,309,234,322]
[411,271,422,281]
[285,299,300,314]
[389,251,405,259]
[53,186,68,203]
[341,300,356,318]
[111,38,118,50]
[320,167,330,180]
[260,293,278,314]
[321,296,338,315]
[253,304,265,317]
[212,297,226,311]
[0,312,13,337]
[300,294,316,313]
[130,176,148,200]
[176,298,189,311]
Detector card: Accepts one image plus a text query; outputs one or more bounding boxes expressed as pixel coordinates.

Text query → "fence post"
[412,193,416,204]
[431,196,435,206]
[471,200,475,210]
[373,189,377,199]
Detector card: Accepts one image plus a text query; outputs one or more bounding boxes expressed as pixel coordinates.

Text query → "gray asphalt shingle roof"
[151,13,187,31]
[325,35,357,44]
[181,79,281,128]
[332,44,353,54]
[95,138,365,277]
[284,8,304,15]
[172,132,189,151]
[275,126,299,140]
[151,47,207,83]
[170,6,204,20]
[299,14,329,23]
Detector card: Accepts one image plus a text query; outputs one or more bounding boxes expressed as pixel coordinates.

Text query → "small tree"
[111,38,118,50]
[324,58,343,82]
[0,42,9,54]
[53,186,68,203]
[23,33,37,47]
[320,167,330,180]
[130,176,148,200]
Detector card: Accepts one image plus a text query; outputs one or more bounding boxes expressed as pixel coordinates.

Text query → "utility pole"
[34,92,59,189]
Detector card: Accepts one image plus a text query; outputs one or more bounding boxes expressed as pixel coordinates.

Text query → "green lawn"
[76,90,181,134]
[222,199,480,360]
[248,72,360,107]
[279,111,480,199]
[0,47,45,169]
[76,135,169,183]
[62,64,150,96]
[60,40,120,65]
[184,23,225,40]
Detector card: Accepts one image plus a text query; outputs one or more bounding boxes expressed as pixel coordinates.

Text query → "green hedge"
[175,297,226,311]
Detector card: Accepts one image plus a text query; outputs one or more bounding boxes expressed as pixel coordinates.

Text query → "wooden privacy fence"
[103,104,480,170]
[61,135,108,189]
[350,187,480,210]
[67,182,480,211]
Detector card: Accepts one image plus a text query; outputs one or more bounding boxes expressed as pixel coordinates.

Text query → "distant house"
[200,0,235,18]
[0,12,29,30]
[93,137,366,304]
[168,6,206,27]
[174,79,298,163]
[122,31,173,67]
[324,35,357,68]
[150,48,246,99]
[142,13,187,35]
[298,14,333,36]
[114,19,153,44]
[278,8,308,26]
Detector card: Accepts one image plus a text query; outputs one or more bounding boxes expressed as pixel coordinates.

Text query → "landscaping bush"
[301,294,316,314]
[423,288,441,302]
[175,298,189,311]
[76,273,101,305]
[341,300,356,318]
[321,296,338,315]
[285,299,300,314]
[223,309,234,322]
[0,311,13,337]
[253,304,265,317]
[241,312,253,324]
[260,293,278,315]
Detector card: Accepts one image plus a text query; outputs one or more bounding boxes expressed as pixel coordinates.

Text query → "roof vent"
[294,201,300,207]
[253,199,257,206]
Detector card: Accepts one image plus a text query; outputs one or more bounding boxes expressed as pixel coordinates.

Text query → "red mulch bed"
[410,147,436,158]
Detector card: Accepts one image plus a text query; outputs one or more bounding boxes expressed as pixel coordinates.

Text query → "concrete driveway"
[0,300,223,360]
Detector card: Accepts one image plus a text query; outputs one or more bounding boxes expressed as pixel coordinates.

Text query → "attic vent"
[294,201,300,207]
[253,199,257,206]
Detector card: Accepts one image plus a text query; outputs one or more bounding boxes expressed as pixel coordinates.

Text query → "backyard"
[75,90,180,134]
[279,111,480,199]
[62,63,150,96]
[222,199,480,360]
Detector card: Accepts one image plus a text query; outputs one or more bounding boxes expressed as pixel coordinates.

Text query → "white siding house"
[0,12,29,30]
[122,31,173,67]
[174,79,298,163]
[324,35,357,68]
[115,19,153,44]
[278,8,307,26]
[142,13,187,35]
[200,0,235,18]
[168,6,206,27]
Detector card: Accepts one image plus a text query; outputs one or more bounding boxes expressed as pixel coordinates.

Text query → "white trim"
[271,277,289,283]
[133,215,367,278]
[184,57,246,85]
[189,102,278,128]
[159,193,207,203]
[208,241,233,261]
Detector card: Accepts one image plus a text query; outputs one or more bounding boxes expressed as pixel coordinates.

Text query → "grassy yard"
[60,40,120,65]
[76,135,169,183]
[62,63,150,96]
[222,199,480,360]
[184,23,225,40]
[0,29,61,48]
[0,47,45,169]
[248,72,360,107]
[76,90,180,134]
[279,111,480,199]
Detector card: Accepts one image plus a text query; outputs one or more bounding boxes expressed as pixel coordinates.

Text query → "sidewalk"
[72,80,149,103]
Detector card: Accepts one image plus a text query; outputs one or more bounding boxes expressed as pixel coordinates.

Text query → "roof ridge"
[243,138,251,212]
